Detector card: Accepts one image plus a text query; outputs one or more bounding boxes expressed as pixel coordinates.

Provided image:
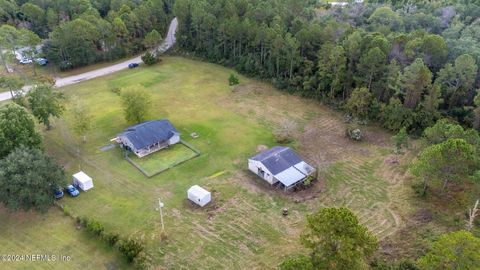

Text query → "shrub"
[392,127,408,154]
[228,74,239,86]
[396,259,419,270]
[303,175,315,187]
[345,127,363,141]
[85,218,105,236]
[117,238,145,263]
[110,87,121,95]
[103,232,120,247]
[75,216,83,226]
[133,251,151,270]
[141,52,158,65]
[63,205,71,216]
[411,182,428,198]
[160,231,168,241]
[78,216,89,226]
[279,254,313,270]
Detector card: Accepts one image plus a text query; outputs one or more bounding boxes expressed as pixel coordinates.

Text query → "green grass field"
[126,142,199,176]
[0,207,129,269]
[1,57,410,269]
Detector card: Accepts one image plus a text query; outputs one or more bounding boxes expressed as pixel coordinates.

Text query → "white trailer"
[187,185,211,207]
[72,171,94,191]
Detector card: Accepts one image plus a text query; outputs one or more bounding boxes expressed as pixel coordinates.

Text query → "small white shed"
[72,171,94,191]
[187,185,211,207]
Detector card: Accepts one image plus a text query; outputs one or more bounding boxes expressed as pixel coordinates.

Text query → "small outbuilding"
[187,185,211,207]
[248,146,315,190]
[72,171,94,191]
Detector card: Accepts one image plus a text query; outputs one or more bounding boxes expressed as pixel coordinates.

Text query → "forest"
[1,0,173,69]
[173,0,480,135]
[2,0,480,134]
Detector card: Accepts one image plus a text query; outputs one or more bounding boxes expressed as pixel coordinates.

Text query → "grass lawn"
[127,142,199,176]
[0,207,129,270]
[1,57,413,269]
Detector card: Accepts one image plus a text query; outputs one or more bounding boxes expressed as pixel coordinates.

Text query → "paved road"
[0,18,178,101]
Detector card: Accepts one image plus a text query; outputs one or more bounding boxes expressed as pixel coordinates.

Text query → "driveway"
[0,18,178,101]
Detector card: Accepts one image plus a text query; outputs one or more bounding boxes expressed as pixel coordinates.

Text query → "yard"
[0,207,129,269]
[126,142,199,177]
[0,57,412,269]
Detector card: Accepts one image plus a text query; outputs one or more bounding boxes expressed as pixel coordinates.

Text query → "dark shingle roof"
[250,146,302,175]
[121,120,178,150]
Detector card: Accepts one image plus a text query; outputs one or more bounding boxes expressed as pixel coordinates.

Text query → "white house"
[187,185,211,207]
[248,146,315,190]
[73,171,94,191]
[114,119,180,158]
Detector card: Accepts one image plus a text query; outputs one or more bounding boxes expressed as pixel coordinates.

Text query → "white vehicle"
[19,57,33,64]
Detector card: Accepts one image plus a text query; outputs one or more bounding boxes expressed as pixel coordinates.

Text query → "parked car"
[19,57,32,64]
[54,188,64,199]
[35,58,48,66]
[128,63,139,69]
[65,185,80,197]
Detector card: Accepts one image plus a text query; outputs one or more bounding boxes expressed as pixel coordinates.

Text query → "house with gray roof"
[248,146,315,190]
[116,119,180,158]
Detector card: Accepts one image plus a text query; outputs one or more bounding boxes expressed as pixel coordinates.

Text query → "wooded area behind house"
[2,0,480,134]
[173,0,480,134]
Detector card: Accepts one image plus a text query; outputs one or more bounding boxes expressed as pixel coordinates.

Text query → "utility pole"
[158,198,165,233]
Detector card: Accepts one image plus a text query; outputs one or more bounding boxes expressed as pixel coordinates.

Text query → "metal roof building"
[248,146,315,190]
[116,120,180,158]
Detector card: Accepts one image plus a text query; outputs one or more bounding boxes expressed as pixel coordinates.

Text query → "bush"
[396,259,419,270]
[75,216,83,226]
[303,175,315,187]
[103,232,120,247]
[345,127,363,141]
[370,258,419,270]
[279,254,313,270]
[117,238,145,263]
[141,52,158,65]
[63,205,71,216]
[160,231,168,241]
[133,251,151,270]
[411,181,428,198]
[85,218,105,236]
[110,87,121,95]
[228,73,239,86]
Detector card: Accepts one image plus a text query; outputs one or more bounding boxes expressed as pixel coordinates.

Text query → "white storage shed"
[72,171,94,191]
[187,185,211,207]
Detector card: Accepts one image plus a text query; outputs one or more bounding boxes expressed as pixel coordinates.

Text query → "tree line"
[173,0,480,134]
[0,0,173,69]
